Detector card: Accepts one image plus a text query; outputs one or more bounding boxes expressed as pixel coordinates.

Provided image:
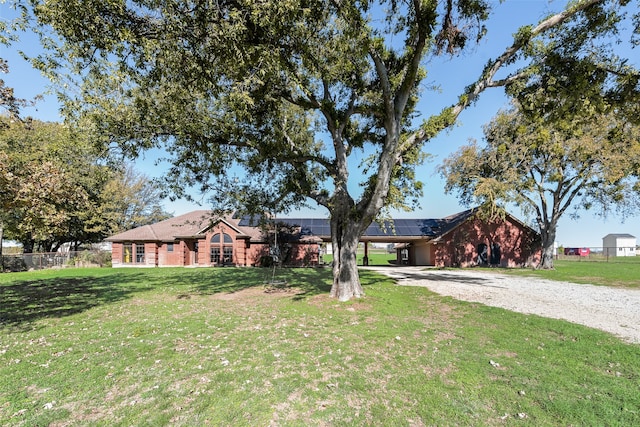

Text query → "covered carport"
[286,217,446,266]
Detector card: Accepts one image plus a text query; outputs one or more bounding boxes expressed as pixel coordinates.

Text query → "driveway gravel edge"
[363,266,640,344]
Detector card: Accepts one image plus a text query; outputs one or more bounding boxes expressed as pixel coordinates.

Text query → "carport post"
[363,241,369,266]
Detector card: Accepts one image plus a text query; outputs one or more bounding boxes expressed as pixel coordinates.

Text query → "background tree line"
[0,113,170,256]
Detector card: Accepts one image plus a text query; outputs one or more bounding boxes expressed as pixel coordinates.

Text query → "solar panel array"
[280,218,331,237]
[237,216,332,236]
[238,209,476,238]
[240,217,446,237]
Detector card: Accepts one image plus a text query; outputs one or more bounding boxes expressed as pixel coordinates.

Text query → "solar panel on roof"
[238,215,268,227]
[239,214,470,238]
[268,218,329,236]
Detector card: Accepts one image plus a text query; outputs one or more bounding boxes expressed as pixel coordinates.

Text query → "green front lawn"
[500,257,640,288]
[1,267,638,425]
[322,246,397,266]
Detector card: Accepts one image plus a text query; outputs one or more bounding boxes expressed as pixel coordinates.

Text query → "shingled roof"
[106,207,530,244]
[105,210,255,242]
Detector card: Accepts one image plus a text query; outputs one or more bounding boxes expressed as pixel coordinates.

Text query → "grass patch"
[1,267,639,425]
[499,258,640,288]
[323,247,397,266]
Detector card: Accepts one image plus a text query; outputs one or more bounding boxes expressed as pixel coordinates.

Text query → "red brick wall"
[111,242,123,266]
[242,242,319,266]
[157,242,184,266]
[287,243,320,266]
[246,243,270,266]
[433,216,540,267]
[144,242,158,267]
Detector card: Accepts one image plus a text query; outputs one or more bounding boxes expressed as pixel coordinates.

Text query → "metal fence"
[1,250,112,272]
[556,247,638,262]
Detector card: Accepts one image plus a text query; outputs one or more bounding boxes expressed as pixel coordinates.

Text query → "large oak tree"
[24,0,639,299]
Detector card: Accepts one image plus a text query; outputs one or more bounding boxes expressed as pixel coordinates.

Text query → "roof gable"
[431,208,539,243]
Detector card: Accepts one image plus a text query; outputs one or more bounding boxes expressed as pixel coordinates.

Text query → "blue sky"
[1,0,639,247]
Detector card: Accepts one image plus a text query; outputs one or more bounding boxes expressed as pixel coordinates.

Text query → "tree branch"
[394,0,430,121]
[405,0,606,149]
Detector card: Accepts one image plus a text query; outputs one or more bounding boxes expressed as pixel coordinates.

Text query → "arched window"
[211,233,233,265]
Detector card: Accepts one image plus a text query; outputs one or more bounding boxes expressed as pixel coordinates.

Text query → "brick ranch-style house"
[106,210,322,268]
[106,208,541,268]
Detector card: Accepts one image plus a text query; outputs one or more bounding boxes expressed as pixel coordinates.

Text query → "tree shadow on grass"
[269,268,384,300]
[187,267,335,299]
[269,268,388,300]
[0,267,391,330]
[0,273,154,331]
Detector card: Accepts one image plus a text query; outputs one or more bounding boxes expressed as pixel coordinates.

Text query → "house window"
[223,246,233,264]
[136,245,145,263]
[211,233,233,265]
[123,243,132,264]
[211,247,220,264]
[477,243,488,265]
[167,243,174,252]
[400,248,409,265]
[211,233,233,243]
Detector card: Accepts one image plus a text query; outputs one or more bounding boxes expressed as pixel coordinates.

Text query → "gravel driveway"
[363,266,640,344]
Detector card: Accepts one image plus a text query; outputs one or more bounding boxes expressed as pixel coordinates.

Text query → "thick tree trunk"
[538,223,557,269]
[329,215,365,301]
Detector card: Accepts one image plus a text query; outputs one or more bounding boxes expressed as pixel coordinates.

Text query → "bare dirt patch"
[211,285,303,301]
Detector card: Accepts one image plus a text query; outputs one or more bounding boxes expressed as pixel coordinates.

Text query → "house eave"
[105,237,161,243]
[174,234,207,240]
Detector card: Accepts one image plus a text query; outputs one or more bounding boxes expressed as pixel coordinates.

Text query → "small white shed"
[602,234,637,257]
